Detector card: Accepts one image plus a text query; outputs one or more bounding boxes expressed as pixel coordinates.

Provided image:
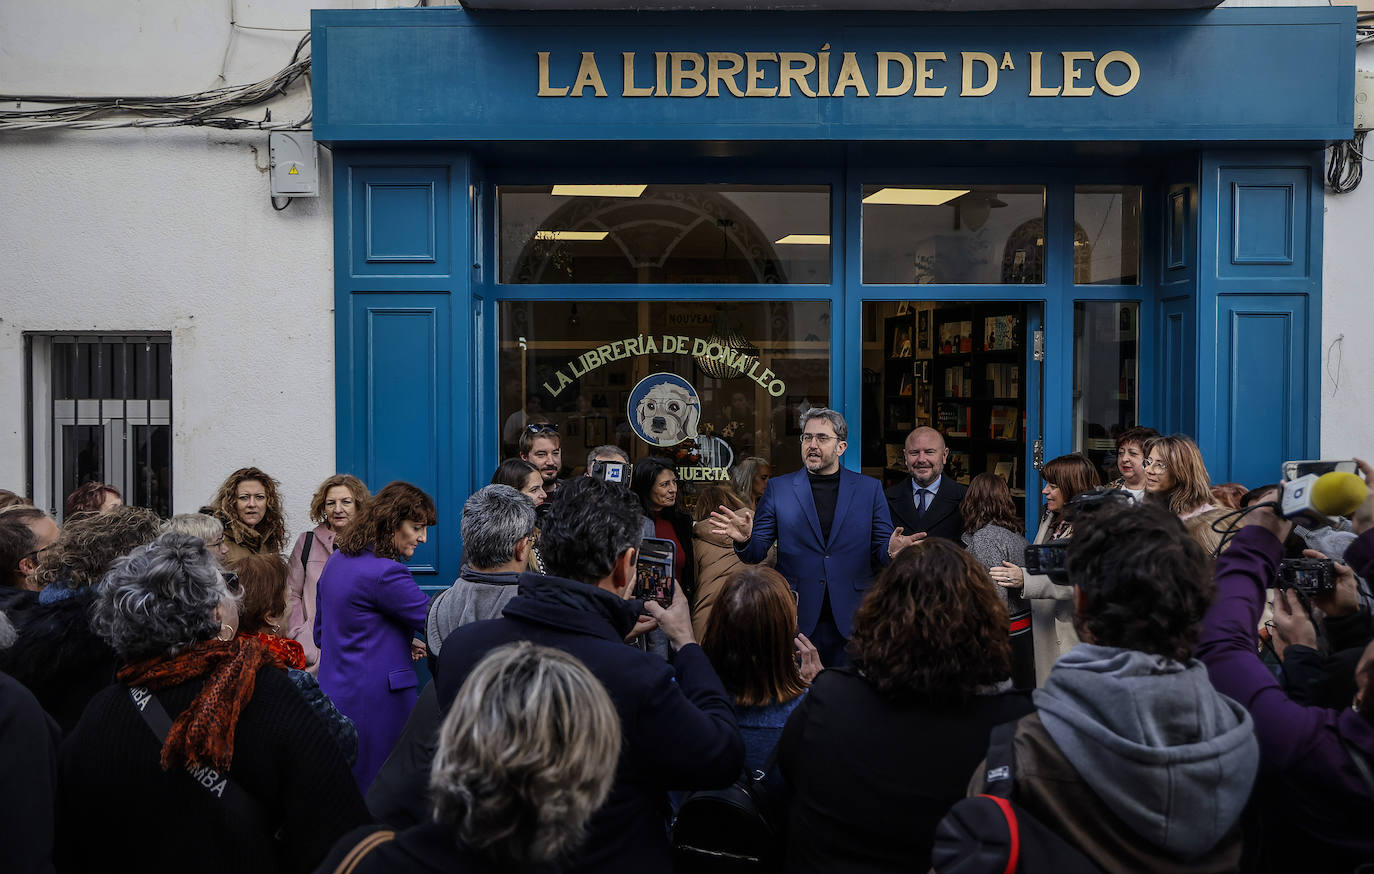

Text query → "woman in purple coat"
[315,481,436,792]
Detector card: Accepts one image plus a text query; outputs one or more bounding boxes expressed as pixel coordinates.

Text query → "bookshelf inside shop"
[876,302,1029,495]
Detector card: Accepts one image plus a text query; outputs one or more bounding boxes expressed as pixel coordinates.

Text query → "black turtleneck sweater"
[809,469,842,542]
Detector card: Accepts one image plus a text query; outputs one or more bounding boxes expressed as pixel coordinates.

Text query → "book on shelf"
[988,453,1017,483]
[937,402,971,438]
[984,363,1021,398]
[948,451,972,484]
[984,314,1019,351]
[898,372,913,396]
[885,443,905,469]
[938,320,974,354]
[989,405,1019,440]
[943,365,972,398]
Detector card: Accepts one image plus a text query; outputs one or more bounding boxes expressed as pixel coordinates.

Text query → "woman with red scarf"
[228,551,358,766]
[59,532,369,874]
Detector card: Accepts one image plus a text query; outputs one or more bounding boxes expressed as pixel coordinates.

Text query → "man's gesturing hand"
[710,504,754,544]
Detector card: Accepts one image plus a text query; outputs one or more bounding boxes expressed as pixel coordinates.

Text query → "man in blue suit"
[712,408,921,666]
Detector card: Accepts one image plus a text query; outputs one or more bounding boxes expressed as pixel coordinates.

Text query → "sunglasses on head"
[524,423,559,435]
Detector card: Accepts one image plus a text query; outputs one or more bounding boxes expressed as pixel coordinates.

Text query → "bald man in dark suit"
[885,427,967,544]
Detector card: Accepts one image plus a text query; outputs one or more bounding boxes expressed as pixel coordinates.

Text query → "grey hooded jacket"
[1032,643,1260,860]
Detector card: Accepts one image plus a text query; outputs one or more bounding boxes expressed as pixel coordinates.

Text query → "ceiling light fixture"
[534,230,609,241]
[774,234,831,245]
[862,188,970,206]
[550,184,647,197]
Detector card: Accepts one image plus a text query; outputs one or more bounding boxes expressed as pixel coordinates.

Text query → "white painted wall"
[1318,38,1374,461]
[0,1,420,536]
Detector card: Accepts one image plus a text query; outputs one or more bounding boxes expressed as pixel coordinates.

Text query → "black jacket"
[315,822,554,874]
[885,476,968,544]
[0,589,117,734]
[0,670,60,874]
[777,667,1032,873]
[58,666,371,874]
[435,572,744,874]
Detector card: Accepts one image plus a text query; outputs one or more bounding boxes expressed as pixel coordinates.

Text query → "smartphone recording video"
[1281,459,1358,480]
[634,537,675,608]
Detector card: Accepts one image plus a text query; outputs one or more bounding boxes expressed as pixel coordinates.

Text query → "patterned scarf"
[238,631,306,670]
[117,636,289,771]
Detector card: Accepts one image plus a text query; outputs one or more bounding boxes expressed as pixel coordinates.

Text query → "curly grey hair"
[160,513,224,545]
[461,485,537,571]
[799,406,848,442]
[91,532,236,661]
[429,642,620,866]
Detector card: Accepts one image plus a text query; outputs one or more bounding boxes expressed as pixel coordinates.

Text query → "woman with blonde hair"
[988,453,1101,686]
[317,642,620,873]
[285,474,370,672]
[206,467,287,563]
[1143,434,1229,553]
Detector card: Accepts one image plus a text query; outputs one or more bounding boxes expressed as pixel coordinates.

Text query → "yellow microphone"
[1309,471,1368,517]
[1281,471,1368,521]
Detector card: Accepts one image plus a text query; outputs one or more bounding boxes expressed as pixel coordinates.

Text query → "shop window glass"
[859,300,1031,502]
[26,334,173,520]
[1073,302,1140,484]
[499,301,830,506]
[1074,186,1141,285]
[498,184,830,284]
[861,185,1045,284]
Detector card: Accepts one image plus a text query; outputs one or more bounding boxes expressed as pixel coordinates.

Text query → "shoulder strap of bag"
[301,531,315,576]
[127,686,267,824]
[1340,734,1374,797]
[332,828,396,874]
[980,720,1019,800]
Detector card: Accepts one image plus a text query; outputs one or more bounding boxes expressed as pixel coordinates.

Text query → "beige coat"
[1022,516,1079,687]
[690,514,775,642]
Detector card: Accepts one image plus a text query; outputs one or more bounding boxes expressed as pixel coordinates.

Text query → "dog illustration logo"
[628,373,701,447]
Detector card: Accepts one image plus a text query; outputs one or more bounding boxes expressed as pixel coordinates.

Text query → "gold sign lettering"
[960,52,998,97]
[536,49,1141,100]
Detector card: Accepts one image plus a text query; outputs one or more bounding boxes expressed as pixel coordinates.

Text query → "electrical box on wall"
[269,131,319,197]
[1357,71,1374,132]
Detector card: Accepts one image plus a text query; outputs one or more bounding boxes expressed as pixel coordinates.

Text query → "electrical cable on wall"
[1327,130,1367,194]
[0,33,311,132]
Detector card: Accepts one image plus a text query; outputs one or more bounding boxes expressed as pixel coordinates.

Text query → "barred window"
[25,334,172,521]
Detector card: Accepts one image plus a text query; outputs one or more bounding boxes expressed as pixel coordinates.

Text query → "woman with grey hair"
[58,532,370,873]
[317,642,620,873]
[162,512,230,563]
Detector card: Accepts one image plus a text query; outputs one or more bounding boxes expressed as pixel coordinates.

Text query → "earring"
[216,624,235,642]
[268,622,281,635]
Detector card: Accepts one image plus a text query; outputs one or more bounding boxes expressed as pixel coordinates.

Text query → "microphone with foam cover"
[1281,471,1368,522]
[1309,471,1368,516]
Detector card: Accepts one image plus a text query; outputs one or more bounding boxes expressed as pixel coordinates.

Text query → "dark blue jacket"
[736,467,893,638]
[436,572,744,874]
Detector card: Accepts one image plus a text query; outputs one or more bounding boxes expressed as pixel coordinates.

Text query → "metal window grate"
[24,333,173,521]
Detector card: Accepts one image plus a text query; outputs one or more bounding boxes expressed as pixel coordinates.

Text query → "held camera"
[1024,541,1071,584]
[590,459,630,485]
[1275,557,1337,596]
[1020,488,1134,585]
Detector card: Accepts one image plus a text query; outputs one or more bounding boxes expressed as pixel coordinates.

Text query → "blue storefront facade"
[313,6,1353,586]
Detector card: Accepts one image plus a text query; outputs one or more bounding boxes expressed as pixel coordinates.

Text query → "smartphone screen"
[1282,460,1358,480]
[634,537,675,608]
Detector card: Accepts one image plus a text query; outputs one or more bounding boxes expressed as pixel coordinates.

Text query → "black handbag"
[671,765,785,874]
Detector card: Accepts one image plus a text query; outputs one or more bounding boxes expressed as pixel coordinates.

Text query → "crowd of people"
[1,409,1372,872]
